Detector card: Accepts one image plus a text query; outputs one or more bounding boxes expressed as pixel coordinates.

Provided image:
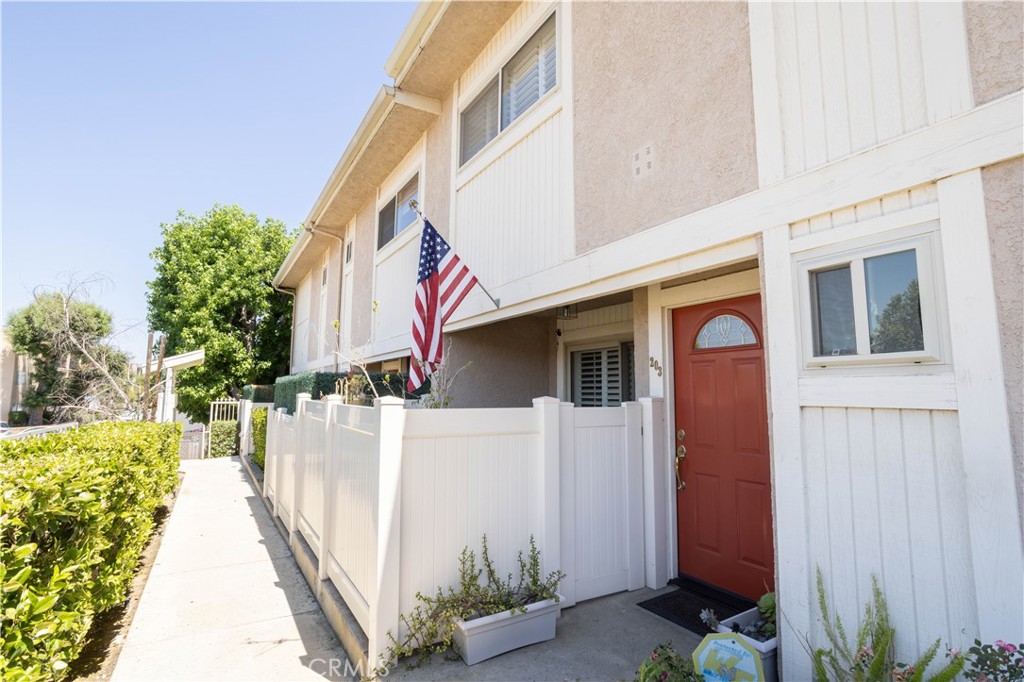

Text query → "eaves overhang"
[386,1,522,100]
[273,85,441,289]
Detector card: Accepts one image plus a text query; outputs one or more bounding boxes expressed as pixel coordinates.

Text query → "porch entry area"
[672,293,774,601]
[263,394,650,665]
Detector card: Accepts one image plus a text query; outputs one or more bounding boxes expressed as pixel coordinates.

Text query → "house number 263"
[649,357,663,377]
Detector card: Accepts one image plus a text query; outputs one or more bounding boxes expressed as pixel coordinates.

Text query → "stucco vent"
[632,145,655,179]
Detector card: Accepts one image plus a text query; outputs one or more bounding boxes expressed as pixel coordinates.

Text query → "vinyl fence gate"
[208,398,240,455]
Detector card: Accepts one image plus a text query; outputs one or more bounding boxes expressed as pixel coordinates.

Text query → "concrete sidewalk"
[112,457,350,682]
[112,456,699,682]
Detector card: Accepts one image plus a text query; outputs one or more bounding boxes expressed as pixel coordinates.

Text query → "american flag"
[408,220,478,391]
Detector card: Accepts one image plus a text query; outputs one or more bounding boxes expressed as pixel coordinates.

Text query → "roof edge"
[304,85,397,230]
[384,1,448,80]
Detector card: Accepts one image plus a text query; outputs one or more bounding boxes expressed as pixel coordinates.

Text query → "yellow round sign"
[692,633,765,682]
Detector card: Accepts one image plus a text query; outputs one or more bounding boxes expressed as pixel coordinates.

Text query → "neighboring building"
[1,328,33,420]
[273,1,1023,677]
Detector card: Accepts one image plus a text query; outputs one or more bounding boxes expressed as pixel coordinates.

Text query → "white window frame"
[375,171,421,253]
[457,8,559,168]
[796,222,947,369]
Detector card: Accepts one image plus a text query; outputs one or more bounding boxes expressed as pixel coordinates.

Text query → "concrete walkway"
[113,456,701,682]
[112,458,349,682]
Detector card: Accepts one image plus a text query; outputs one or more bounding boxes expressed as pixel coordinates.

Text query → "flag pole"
[408,200,500,309]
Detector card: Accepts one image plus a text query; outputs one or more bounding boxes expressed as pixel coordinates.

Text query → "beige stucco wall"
[572,1,759,254]
[981,157,1023,513]
[965,1,1024,105]
[632,287,650,398]
[424,92,454,235]
[350,201,376,348]
[447,316,553,408]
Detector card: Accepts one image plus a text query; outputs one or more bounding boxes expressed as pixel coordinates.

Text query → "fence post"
[271,407,288,515]
[624,401,645,590]
[239,399,253,457]
[290,393,311,538]
[319,395,342,582]
[369,396,407,670]
[557,401,576,607]
[639,397,668,589]
[533,397,561,580]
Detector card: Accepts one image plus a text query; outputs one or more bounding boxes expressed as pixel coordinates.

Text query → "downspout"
[305,222,346,372]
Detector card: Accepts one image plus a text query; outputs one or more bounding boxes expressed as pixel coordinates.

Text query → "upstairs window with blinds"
[459,13,557,165]
[377,174,419,249]
[571,343,635,407]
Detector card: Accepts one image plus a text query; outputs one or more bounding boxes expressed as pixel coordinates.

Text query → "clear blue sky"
[2,1,415,361]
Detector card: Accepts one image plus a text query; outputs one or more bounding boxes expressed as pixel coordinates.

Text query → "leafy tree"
[6,282,139,423]
[147,205,294,422]
[870,279,924,354]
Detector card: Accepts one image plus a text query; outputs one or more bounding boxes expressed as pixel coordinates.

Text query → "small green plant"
[758,591,777,638]
[376,535,564,675]
[7,409,29,426]
[810,567,964,682]
[635,641,702,682]
[208,419,238,458]
[962,639,1024,682]
[250,407,268,469]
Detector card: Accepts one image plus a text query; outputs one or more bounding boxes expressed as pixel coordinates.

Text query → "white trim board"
[446,91,1022,333]
[936,170,1023,642]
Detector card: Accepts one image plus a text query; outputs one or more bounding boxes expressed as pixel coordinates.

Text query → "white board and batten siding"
[292,274,312,372]
[764,177,1022,679]
[449,0,572,324]
[371,235,419,347]
[749,1,973,186]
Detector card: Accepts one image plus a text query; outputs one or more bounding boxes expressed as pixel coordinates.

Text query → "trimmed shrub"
[241,384,275,403]
[7,409,29,426]
[273,371,346,414]
[0,421,181,680]
[251,408,268,470]
[209,420,238,458]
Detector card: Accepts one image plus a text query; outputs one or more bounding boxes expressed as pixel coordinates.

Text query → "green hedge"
[273,370,426,413]
[209,420,238,458]
[0,421,181,680]
[241,384,275,403]
[7,410,29,426]
[251,408,268,470]
[273,371,346,414]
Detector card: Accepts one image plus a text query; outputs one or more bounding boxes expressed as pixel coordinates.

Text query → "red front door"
[673,294,774,600]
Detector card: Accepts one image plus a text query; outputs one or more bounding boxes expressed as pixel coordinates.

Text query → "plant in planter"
[709,591,779,682]
[377,535,565,674]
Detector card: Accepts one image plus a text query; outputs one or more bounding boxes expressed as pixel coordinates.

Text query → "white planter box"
[453,596,561,665]
[718,607,778,682]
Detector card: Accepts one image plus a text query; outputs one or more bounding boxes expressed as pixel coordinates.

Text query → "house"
[271,1,1023,677]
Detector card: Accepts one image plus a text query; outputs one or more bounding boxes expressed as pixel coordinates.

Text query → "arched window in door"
[693,313,757,349]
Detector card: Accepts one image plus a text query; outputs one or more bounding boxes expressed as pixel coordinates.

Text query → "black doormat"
[637,577,755,637]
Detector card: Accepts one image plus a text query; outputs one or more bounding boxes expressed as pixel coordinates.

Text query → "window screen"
[501,14,557,129]
[460,78,499,165]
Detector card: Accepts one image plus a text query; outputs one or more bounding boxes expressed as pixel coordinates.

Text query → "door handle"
[675,429,686,491]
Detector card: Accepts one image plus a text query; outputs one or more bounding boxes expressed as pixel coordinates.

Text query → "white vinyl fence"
[264,394,649,666]
[239,399,274,457]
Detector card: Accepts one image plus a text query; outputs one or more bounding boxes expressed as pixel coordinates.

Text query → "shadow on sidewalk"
[233,460,357,681]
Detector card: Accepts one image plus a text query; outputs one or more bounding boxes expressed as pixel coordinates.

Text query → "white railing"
[265,393,647,668]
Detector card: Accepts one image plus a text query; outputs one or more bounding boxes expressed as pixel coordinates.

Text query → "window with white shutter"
[458,12,557,166]
[572,347,624,407]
